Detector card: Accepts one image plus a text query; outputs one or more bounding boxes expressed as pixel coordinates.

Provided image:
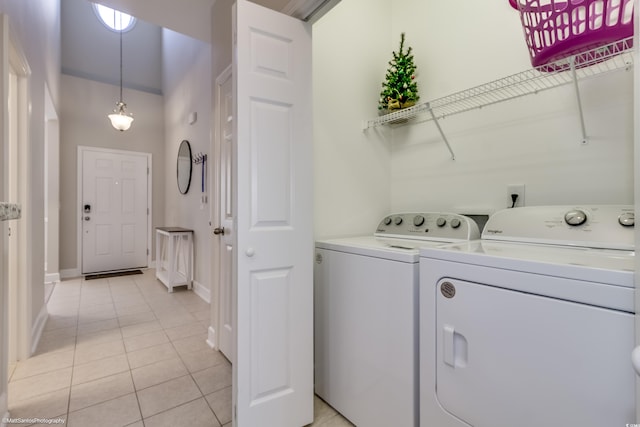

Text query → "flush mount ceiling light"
[106,8,134,131]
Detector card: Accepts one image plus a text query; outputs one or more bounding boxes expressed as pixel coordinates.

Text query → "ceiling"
[61,0,338,95]
[62,0,165,94]
[93,0,329,43]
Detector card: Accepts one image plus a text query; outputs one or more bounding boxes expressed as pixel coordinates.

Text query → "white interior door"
[634,0,640,421]
[7,70,17,365]
[0,13,9,419]
[81,147,149,274]
[1,13,32,415]
[216,65,234,361]
[233,1,313,426]
[7,30,30,366]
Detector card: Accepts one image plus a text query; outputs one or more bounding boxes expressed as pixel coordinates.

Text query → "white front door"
[216,65,234,361]
[233,1,313,426]
[80,147,149,274]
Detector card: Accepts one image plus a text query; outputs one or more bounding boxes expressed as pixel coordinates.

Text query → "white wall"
[61,0,163,95]
[313,0,393,239]
[162,28,212,294]
[388,0,633,213]
[0,0,61,418]
[59,74,165,275]
[313,0,633,231]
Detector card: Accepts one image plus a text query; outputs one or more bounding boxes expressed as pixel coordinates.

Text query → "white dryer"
[315,213,480,427]
[419,205,635,427]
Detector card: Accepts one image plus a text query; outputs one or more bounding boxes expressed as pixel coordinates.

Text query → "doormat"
[85,270,143,280]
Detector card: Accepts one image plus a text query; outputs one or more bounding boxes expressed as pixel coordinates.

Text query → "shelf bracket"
[570,57,588,145]
[428,106,456,160]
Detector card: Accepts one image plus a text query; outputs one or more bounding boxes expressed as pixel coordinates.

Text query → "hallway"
[7,269,230,426]
[5,270,352,427]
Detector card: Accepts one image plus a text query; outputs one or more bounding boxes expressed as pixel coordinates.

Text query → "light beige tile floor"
[7,269,351,427]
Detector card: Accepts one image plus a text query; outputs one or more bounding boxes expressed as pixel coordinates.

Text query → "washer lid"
[316,236,449,263]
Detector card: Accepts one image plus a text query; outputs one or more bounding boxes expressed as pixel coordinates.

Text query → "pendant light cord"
[107,8,134,131]
[118,13,123,103]
[114,8,123,103]
[119,29,123,101]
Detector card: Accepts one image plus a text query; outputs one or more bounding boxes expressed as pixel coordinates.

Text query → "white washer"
[419,205,635,427]
[315,213,480,427]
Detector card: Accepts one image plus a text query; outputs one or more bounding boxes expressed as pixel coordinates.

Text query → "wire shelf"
[363,37,634,130]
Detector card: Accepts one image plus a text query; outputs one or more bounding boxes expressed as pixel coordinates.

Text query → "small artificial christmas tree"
[378,33,420,111]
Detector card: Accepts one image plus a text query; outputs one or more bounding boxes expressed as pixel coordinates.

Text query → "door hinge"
[147,208,149,215]
[147,167,149,175]
[147,248,149,255]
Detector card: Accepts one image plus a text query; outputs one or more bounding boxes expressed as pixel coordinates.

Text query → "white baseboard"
[207,326,217,350]
[60,268,80,279]
[44,272,60,284]
[193,280,210,304]
[30,305,48,356]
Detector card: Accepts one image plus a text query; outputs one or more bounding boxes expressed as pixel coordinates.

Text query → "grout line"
[138,395,205,424]
[202,386,227,427]
[63,276,82,425]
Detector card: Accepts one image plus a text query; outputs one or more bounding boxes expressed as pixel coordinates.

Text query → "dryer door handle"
[443,324,468,369]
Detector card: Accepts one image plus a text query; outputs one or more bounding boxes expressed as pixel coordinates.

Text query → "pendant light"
[108,14,133,131]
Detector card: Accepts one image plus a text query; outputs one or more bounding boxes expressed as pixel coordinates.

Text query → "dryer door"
[435,278,634,427]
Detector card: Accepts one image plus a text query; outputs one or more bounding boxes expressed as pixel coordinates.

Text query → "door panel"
[81,148,148,274]
[234,1,313,426]
[251,100,292,226]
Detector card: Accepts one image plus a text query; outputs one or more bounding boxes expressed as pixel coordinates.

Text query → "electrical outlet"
[507,184,525,208]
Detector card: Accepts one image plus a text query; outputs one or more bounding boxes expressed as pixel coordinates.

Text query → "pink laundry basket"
[509,0,634,69]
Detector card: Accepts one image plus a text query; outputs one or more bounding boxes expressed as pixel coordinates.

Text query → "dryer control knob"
[383,217,392,226]
[619,212,635,227]
[450,218,461,229]
[436,218,446,227]
[564,209,587,226]
[413,215,425,227]
[394,216,403,226]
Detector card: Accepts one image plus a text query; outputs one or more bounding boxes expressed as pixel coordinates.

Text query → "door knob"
[213,227,225,235]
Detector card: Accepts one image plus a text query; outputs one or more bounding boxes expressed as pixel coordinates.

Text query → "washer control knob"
[413,215,425,227]
[619,212,635,227]
[394,216,403,226]
[436,218,446,227]
[564,209,587,226]
[383,217,392,226]
[450,218,461,229]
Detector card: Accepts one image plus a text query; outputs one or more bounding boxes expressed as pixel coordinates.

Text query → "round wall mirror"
[177,140,192,194]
